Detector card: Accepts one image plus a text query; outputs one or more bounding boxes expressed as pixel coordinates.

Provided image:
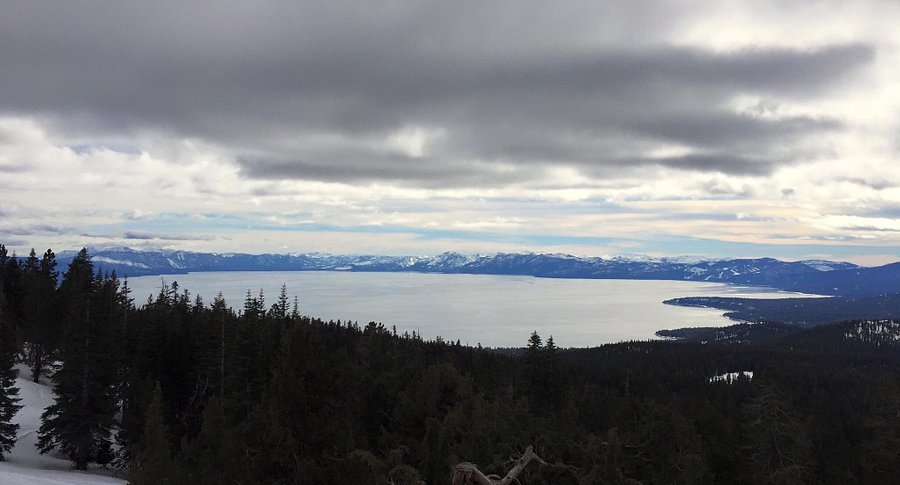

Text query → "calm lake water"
[126,271,816,348]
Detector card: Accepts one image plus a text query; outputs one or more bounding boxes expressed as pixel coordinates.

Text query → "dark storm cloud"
[653,154,780,176]
[631,114,842,149]
[238,154,532,188]
[0,237,28,247]
[81,231,215,241]
[123,231,215,241]
[0,1,875,187]
[2,224,76,236]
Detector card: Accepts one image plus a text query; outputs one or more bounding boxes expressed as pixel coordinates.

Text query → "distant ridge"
[656,319,900,348]
[48,247,899,297]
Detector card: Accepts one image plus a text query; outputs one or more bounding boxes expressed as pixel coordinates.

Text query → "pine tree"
[0,290,22,460]
[422,416,448,485]
[527,331,543,352]
[22,249,59,383]
[0,245,6,286]
[129,384,176,484]
[245,363,302,482]
[211,292,229,399]
[37,249,119,469]
[524,331,546,410]
[545,335,556,352]
[542,334,562,409]
[227,288,271,421]
[180,397,245,485]
[0,247,24,328]
[291,294,300,319]
[741,384,812,483]
[274,283,289,321]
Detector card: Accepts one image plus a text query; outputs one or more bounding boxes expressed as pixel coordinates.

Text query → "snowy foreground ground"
[0,366,125,485]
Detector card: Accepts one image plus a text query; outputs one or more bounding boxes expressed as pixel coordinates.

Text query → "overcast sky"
[1,1,899,264]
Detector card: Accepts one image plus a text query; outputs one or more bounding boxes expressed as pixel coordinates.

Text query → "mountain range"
[51,247,900,297]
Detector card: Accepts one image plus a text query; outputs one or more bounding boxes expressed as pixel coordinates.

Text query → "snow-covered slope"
[0,366,125,484]
[799,260,858,272]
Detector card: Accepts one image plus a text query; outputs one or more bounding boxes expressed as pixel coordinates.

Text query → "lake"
[125,271,817,348]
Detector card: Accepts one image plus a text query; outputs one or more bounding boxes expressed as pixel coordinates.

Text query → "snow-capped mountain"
[52,248,900,297]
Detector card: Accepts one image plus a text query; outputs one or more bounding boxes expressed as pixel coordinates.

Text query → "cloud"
[0,3,875,187]
[0,162,30,173]
[840,177,895,191]
[0,238,28,248]
[0,1,897,260]
[0,224,77,236]
[122,231,216,241]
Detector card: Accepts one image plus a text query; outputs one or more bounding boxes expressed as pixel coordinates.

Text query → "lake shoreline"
[126,271,820,348]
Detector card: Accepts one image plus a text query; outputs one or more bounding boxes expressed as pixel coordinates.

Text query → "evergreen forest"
[1,245,900,484]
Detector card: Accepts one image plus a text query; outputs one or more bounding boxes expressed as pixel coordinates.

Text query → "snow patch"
[91,257,150,269]
[709,371,754,384]
[0,366,125,484]
[800,260,854,272]
[844,320,900,344]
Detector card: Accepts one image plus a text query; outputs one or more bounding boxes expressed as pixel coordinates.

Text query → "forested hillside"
[666,293,900,326]
[2,245,900,484]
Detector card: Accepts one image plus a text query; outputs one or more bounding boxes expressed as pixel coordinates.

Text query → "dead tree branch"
[451,445,547,485]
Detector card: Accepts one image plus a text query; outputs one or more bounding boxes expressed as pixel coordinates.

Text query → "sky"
[1,1,899,265]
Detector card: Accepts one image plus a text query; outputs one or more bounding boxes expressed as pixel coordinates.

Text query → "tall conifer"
[37,249,119,469]
[129,384,176,484]
[0,290,22,460]
[22,249,59,382]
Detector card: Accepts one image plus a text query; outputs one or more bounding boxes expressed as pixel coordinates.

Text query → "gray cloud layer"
[0,1,876,187]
